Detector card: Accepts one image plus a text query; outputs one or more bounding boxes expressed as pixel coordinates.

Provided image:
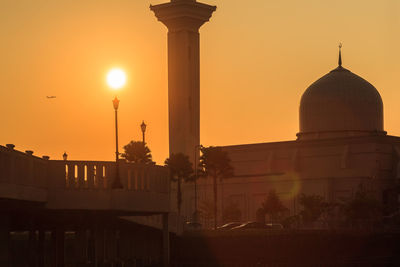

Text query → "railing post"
[75,229,87,265]
[38,228,45,267]
[78,164,85,189]
[87,163,95,189]
[52,227,65,267]
[106,163,116,189]
[119,160,127,189]
[68,164,75,188]
[136,169,142,191]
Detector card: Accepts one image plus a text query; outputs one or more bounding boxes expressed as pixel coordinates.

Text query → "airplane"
[46,96,56,99]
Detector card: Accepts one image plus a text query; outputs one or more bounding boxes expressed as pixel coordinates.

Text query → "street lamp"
[107,68,126,189]
[141,121,147,143]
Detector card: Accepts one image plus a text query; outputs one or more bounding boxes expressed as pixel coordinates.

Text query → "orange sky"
[0,0,399,164]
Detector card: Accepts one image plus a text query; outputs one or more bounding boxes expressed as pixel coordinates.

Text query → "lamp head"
[141,120,147,133]
[113,97,120,110]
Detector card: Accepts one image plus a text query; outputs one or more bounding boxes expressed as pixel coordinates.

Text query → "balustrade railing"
[0,145,169,195]
[60,160,169,193]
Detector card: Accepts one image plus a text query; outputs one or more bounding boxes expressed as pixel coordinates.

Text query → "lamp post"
[112,97,123,189]
[141,121,147,143]
[107,68,126,189]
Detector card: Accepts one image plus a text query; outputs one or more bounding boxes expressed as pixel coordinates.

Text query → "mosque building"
[151,0,399,226]
[191,49,400,225]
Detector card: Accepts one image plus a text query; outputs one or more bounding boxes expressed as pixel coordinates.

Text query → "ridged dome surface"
[298,66,384,139]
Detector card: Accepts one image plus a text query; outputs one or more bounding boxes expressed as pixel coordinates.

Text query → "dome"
[297,63,385,140]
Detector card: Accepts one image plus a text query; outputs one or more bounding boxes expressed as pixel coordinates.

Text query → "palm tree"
[122,141,153,164]
[199,146,234,229]
[164,153,194,214]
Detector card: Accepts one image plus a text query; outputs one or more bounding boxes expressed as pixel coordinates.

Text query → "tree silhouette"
[199,146,234,229]
[341,184,382,229]
[299,194,326,226]
[164,153,194,214]
[122,141,153,164]
[261,190,288,223]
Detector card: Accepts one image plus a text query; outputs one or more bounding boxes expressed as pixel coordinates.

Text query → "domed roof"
[297,57,385,140]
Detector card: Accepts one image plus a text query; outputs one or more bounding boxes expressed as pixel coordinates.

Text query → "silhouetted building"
[189,54,400,227]
[148,1,398,227]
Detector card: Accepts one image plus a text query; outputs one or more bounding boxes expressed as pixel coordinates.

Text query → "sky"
[0,0,399,164]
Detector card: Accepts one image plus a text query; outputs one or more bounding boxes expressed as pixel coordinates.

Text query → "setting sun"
[107,68,126,90]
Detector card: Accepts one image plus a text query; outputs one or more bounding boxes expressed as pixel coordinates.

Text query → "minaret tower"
[150,0,216,162]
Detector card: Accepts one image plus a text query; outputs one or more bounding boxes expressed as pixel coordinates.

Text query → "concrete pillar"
[0,216,10,267]
[105,228,117,263]
[28,229,37,266]
[150,0,216,163]
[75,230,87,265]
[52,227,65,267]
[38,229,45,267]
[93,226,105,266]
[162,213,170,267]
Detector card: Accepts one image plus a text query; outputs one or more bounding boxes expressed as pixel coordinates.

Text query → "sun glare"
[107,68,126,90]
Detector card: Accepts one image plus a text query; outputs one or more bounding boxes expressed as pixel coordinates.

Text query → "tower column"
[151,0,216,163]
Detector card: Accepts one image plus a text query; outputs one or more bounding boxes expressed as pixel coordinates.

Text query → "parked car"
[217,222,242,230]
[230,221,272,230]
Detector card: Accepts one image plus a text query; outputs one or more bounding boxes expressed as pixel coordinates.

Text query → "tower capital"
[150,1,216,32]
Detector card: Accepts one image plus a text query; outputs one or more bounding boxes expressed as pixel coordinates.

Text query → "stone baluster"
[75,229,88,264]
[63,163,69,188]
[119,161,127,189]
[87,163,95,189]
[77,164,85,189]
[137,169,143,191]
[127,168,132,190]
[68,164,76,189]
[164,169,170,193]
[96,165,104,189]
[133,170,138,191]
[101,165,107,189]
[143,167,149,191]
[147,167,154,192]
[106,163,115,189]
[156,169,162,193]
[142,168,146,191]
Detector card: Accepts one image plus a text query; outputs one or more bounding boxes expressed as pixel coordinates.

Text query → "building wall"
[181,135,400,226]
